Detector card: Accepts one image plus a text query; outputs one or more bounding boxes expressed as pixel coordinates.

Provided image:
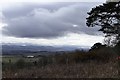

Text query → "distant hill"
[2,44,89,55]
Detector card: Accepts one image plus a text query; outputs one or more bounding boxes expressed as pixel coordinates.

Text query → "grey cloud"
[2,2,102,38]
[2,2,79,19]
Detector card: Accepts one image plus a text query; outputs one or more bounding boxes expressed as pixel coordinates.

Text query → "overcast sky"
[0,0,106,48]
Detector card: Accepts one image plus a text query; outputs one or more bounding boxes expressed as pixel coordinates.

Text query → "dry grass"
[2,48,120,78]
[2,59,119,78]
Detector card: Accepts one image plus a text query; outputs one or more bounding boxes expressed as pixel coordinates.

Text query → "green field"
[2,55,40,63]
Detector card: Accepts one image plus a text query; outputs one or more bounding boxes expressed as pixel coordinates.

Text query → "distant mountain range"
[2,43,89,55]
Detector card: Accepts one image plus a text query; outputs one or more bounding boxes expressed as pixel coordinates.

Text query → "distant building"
[27,55,34,58]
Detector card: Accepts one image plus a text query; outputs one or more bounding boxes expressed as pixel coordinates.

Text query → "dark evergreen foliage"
[86,1,120,45]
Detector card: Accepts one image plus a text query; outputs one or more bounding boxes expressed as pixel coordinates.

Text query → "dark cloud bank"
[2,2,102,39]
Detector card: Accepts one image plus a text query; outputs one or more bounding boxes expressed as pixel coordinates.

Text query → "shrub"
[38,57,48,67]
[55,54,68,64]
[114,41,120,56]
[88,47,115,62]
[15,59,26,69]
